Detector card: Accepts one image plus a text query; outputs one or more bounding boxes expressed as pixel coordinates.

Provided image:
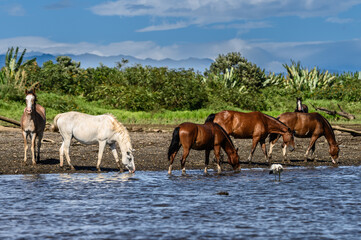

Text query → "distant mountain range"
[0,52,213,73]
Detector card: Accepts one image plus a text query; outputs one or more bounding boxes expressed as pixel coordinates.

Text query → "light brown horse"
[269,112,339,164]
[20,89,46,165]
[295,97,308,113]
[207,110,295,163]
[167,117,240,174]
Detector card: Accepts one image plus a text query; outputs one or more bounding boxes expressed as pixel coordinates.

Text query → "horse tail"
[205,113,216,123]
[50,114,62,132]
[168,127,181,161]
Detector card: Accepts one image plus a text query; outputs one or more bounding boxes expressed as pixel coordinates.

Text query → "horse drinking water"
[167,117,240,174]
[269,112,339,164]
[52,111,135,172]
[20,89,46,165]
[207,110,295,163]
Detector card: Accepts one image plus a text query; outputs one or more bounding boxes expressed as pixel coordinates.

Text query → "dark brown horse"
[269,112,339,163]
[295,97,308,113]
[167,118,240,174]
[207,110,295,163]
[20,89,46,165]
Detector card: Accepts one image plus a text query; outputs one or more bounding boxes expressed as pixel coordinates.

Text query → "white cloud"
[1,36,361,72]
[326,17,353,24]
[6,4,26,16]
[136,21,188,32]
[90,0,361,29]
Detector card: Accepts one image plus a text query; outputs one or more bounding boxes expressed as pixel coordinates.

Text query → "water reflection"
[58,172,136,183]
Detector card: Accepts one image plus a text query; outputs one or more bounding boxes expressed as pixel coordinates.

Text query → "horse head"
[329,143,340,164]
[25,89,37,114]
[227,147,240,172]
[282,128,295,152]
[123,149,136,173]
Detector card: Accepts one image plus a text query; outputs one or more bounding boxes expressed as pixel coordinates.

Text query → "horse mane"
[106,114,131,144]
[205,113,216,123]
[264,114,290,130]
[317,113,336,140]
[214,122,236,149]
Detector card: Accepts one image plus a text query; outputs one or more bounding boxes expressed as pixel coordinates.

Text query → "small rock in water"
[216,191,229,196]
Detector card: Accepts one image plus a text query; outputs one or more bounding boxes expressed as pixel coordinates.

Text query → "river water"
[0,166,360,239]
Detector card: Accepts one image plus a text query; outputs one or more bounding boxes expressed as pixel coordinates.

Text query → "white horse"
[52,111,135,173]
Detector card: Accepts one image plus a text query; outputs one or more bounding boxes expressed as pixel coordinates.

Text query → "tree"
[206,52,266,90]
[2,47,36,88]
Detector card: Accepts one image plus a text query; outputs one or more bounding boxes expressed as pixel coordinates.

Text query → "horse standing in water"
[269,112,339,164]
[52,111,135,173]
[167,117,240,174]
[295,97,308,113]
[20,89,46,165]
[208,110,295,163]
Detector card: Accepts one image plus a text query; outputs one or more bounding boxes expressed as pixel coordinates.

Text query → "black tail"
[205,113,216,123]
[168,127,181,160]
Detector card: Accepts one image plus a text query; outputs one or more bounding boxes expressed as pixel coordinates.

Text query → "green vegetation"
[1,50,360,125]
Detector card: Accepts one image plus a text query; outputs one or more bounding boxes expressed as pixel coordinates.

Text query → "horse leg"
[204,150,210,174]
[248,137,260,163]
[310,143,317,162]
[109,143,121,171]
[180,147,190,174]
[304,136,318,162]
[62,137,75,170]
[282,143,290,163]
[214,145,222,173]
[22,131,28,164]
[36,132,43,163]
[259,139,269,163]
[168,146,180,175]
[96,141,107,172]
[30,133,37,165]
[268,134,281,160]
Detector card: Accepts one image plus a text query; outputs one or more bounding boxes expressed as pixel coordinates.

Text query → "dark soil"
[0,124,360,175]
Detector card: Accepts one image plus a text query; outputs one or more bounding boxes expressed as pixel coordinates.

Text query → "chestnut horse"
[295,97,308,113]
[167,118,240,174]
[207,110,295,163]
[269,112,339,164]
[20,89,46,165]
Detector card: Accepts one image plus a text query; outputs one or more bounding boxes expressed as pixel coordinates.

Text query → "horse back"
[178,122,214,150]
[278,112,322,137]
[214,110,266,138]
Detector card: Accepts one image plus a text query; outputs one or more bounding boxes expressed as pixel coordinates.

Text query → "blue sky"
[0,0,361,72]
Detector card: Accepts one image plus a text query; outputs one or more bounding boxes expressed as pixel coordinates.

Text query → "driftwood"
[0,115,20,126]
[332,125,361,137]
[311,104,355,120]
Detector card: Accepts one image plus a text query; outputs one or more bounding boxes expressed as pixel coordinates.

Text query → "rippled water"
[0,166,360,239]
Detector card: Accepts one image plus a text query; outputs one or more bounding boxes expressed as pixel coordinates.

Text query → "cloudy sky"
[0,0,361,72]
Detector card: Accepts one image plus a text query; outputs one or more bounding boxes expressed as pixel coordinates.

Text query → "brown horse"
[269,112,339,164]
[207,110,295,163]
[20,89,46,165]
[167,118,240,174]
[295,97,308,113]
